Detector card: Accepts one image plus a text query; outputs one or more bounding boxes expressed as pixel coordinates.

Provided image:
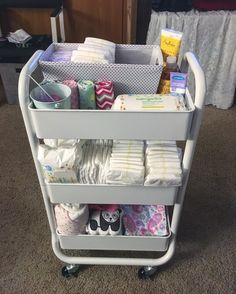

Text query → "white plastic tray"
[57,231,171,251]
[29,91,194,140]
[46,183,178,205]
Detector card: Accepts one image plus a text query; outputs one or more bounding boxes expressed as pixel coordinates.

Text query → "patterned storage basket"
[39,43,163,96]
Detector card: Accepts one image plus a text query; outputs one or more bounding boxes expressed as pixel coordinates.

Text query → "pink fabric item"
[121,205,168,236]
[54,204,89,235]
[95,80,114,110]
[62,80,79,109]
[89,204,119,212]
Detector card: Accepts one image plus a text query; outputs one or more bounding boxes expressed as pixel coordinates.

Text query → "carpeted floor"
[0,99,235,294]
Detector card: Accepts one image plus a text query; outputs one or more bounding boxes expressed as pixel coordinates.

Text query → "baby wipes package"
[113,94,186,111]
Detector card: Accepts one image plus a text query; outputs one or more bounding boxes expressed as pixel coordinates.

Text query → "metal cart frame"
[18,49,206,278]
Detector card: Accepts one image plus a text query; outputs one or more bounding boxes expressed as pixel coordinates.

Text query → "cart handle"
[182,52,206,110]
[18,50,44,108]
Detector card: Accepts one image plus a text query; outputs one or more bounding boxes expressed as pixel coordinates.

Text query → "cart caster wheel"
[138,266,158,280]
[62,264,80,278]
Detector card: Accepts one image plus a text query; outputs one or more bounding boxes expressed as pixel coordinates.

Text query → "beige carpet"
[0,101,235,294]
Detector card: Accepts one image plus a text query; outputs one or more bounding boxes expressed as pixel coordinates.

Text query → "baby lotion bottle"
[158,56,177,94]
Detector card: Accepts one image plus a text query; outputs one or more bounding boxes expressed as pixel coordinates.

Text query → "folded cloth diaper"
[95,81,114,110]
[71,50,110,64]
[55,204,89,235]
[121,205,168,236]
[87,208,122,236]
[84,37,115,62]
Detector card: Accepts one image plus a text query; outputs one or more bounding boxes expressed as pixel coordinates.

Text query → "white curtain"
[147,10,236,109]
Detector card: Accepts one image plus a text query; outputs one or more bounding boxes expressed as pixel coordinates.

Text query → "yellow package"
[160,29,183,61]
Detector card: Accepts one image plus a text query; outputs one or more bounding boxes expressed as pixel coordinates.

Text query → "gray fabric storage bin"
[39,43,163,96]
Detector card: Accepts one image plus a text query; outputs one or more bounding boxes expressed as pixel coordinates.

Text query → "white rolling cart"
[18,48,206,279]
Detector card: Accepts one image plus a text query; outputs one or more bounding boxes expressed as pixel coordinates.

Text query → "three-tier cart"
[18,46,206,279]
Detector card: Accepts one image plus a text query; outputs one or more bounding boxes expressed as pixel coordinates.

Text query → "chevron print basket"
[39,43,163,96]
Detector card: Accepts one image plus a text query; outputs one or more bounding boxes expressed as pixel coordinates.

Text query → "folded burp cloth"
[61,80,79,109]
[77,44,113,62]
[95,81,114,110]
[78,80,96,109]
[122,205,168,236]
[55,204,89,235]
[84,37,115,62]
[71,50,110,64]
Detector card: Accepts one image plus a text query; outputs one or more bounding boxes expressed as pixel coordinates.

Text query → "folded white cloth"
[84,37,115,62]
[71,50,109,64]
[85,37,116,48]
[77,44,114,62]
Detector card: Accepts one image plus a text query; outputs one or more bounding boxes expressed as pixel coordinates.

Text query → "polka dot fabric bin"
[39,43,163,97]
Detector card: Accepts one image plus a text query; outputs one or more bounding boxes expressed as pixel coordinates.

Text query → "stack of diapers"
[144,141,182,186]
[79,140,112,184]
[54,203,89,235]
[112,94,186,111]
[87,204,122,236]
[38,139,84,183]
[71,37,115,64]
[121,205,168,236]
[106,140,145,185]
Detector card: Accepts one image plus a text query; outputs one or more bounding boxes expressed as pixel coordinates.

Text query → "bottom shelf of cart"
[57,232,171,251]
